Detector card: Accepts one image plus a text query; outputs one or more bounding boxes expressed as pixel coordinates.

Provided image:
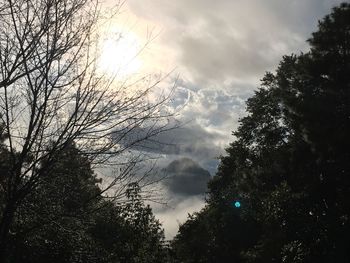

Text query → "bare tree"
[0,0,174,255]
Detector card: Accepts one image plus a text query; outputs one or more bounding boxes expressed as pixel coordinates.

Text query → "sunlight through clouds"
[98,27,142,77]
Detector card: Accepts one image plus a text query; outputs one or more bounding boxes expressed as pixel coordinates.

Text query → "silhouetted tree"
[1,142,166,262]
[91,183,166,263]
[172,205,259,263]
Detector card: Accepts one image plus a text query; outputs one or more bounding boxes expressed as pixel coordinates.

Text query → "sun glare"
[99,28,142,77]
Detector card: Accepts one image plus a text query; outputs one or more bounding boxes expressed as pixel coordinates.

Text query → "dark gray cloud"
[114,122,220,153]
[163,158,211,196]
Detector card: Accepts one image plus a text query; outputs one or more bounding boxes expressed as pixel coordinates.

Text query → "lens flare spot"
[233,201,241,208]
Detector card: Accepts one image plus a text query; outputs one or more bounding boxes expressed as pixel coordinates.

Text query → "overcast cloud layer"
[121,0,343,239]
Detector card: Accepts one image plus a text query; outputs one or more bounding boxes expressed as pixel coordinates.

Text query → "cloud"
[121,0,344,174]
[150,158,210,238]
[127,0,343,86]
[163,158,211,196]
[154,196,205,239]
[112,78,250,175]
[113,121,223,156]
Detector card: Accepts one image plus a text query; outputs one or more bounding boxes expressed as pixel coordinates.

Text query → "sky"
[104,0,344,239]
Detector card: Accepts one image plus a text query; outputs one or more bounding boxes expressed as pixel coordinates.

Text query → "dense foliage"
[0,139,166,262]
[173,3,350,263]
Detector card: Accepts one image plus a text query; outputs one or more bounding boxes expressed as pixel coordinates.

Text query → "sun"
[98,28,142,77]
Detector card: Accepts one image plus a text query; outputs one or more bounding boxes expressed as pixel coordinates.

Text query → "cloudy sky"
[106,0,343,238]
